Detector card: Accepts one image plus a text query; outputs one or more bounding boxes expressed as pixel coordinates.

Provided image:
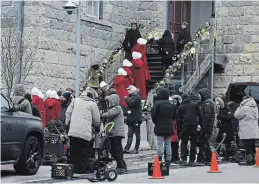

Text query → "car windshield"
[229,85,259,104]
[1,95,9,109]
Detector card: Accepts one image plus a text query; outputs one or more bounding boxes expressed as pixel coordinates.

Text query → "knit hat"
[62,92,71,101]
[126,85,137,94]
[100,81,108,88]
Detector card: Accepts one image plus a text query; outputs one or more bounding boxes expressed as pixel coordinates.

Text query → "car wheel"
[14,136,42,175]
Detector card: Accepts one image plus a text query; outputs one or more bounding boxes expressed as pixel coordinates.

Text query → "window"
[229,84,259,104]
[85,0,101,19]
[1,95,9,109]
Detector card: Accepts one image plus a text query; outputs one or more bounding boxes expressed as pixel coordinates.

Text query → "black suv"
[1,93,44,175]
[226,82,259,105]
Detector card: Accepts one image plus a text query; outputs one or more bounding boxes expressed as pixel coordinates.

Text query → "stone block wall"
[214,0,259,96]
[1,1,167,93]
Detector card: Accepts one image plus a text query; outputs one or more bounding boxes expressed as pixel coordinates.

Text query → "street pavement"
[1,150,259,183]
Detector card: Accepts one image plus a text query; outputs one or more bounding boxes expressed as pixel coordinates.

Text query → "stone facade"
[214,1,259,96]
[1,1,167,92]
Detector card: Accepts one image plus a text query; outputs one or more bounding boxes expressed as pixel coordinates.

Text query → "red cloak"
[32,95,46,128]
[171,120,179,142]
[44,98,61,125]
[131,58,147,100]
[132,44,150,80]
[122,66,134,85]
[113,75,129,108]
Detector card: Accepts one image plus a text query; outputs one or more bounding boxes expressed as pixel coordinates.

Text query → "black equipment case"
[51,163,74,179]
[148,162,169,176]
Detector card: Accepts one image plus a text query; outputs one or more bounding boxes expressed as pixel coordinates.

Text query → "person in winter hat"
[59,92,72,125]
[172,95,182,109]
[151,88,177,163]
[98,81,117,111]
[124,85,142,154]
[196,88,215,165]
[131,51,146,100]
[215,97,235,161]
[11,84,32,114]
[122,59,134,85]
[101,94,127,174]
[66,89,100,173]
[131,38,150,80]
[113,68,129,108]
[31,87,46,127]
[234,96,259,166]
[44,90,61,125]
[24,93,41,119]
[177,94,201,165]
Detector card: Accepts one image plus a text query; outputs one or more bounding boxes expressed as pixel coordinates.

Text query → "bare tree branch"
[1,27,38,98]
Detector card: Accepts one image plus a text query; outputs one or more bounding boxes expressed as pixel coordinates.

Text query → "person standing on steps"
[123,23,142,60]
[151,88,177,163]
[124,85,142,154]
[234,96,259,166]
[176,22,192,53]
[122,59,134,85]
[158,30,175,72]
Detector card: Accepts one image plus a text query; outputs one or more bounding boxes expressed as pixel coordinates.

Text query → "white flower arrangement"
[146,30,163,41]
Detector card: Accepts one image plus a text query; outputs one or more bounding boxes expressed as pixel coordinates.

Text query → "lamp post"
[63,0,81,97]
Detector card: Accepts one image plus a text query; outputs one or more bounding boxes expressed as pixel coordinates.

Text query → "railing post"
[181,58,185,92]
[196,41,200,80]
[208,17,215,99]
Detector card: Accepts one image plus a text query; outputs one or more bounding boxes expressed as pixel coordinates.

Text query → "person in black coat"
[123,23,142,60]
[158,30,175,71]
[196,88,215,164]
[60,92,72,125]
[177,94,201,165]
[216,97,235,161]
[124,85,142,154]
[151,89,177,162]
[176,22,192,53]
[24,93,41,119]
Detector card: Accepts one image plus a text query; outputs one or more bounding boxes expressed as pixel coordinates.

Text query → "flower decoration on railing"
[155,22,211,89]
[146,30,163,41]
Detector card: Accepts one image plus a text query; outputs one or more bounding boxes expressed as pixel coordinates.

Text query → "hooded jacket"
[32,87,46,127]
[125,87,142,124]
[122,59,134,85]
[198,88,215,135]
[66,90,100,141]
[113,68,129,108]
[234,98,259,140]
[11,84,32,114]
[131,52,147,100]
[44,90,61,124]
[131,38,150,80]
[101,94,125,138]
[158,30,175,58]
[177,94,201,130]
[216,97,235,142]
[151,89,177,136]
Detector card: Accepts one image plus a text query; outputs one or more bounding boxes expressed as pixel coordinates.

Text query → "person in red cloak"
[44,90,61,125]
[113,68,129,108]
[122,59,134,85]
[31,87,46,128]
[131,38,150,81]
[131,51,147,100]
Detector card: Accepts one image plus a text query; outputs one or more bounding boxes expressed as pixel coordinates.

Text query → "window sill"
[81,15,112,28]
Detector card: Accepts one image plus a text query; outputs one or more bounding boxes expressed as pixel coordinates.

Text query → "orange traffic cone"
[254,148,259,168]
[207,151,221,173]
[149,155,165,179]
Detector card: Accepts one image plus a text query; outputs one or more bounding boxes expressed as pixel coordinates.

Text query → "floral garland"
[155,22,211,89]
[146,30,163,41]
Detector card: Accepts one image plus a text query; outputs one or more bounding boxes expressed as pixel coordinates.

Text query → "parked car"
[1,93,44,175]
[226,82,259,105]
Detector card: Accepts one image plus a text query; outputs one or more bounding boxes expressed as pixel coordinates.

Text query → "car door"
[1,95,25,161]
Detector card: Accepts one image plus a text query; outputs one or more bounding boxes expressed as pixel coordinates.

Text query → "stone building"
[1,0,167,92]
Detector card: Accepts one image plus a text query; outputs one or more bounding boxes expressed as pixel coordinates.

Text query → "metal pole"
[17,0,24,83]
[75,6,81,97]
[209,17,215,99]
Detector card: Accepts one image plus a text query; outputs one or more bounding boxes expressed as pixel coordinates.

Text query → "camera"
[63,0,77,15]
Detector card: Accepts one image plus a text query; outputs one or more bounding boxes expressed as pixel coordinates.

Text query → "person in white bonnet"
[123,85,142,154]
